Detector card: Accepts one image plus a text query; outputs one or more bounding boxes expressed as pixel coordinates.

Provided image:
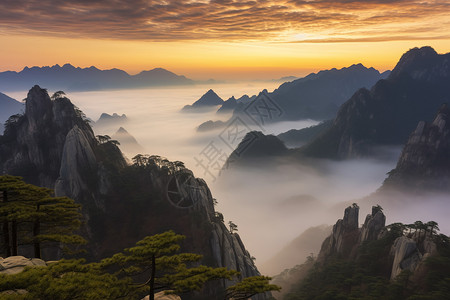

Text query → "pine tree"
[102,230,237,300]
[225,276,281,300]
[0,175,85,258]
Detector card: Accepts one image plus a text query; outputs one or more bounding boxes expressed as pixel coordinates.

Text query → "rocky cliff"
[301,46,450,159]
[318,205,437,281]
[383,104,450,190]
[0,86,264,299]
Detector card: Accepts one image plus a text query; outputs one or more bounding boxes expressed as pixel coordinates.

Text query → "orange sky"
[1,0,449,80]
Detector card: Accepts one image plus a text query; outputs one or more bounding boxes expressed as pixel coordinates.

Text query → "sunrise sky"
[1,0,450,80]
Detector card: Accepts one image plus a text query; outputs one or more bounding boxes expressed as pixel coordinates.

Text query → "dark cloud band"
[0,0,448,41]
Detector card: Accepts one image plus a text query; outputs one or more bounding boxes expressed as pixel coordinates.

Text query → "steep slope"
[231,64,387,122]
[383,104,450,191]
[111,127,145,156]
[301,46,450,159]
[0,92,23,133]
[0,86,264,299]
[277,120,333,148]
[217,96,238,114]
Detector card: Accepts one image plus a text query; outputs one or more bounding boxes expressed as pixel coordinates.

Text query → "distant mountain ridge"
[300,46,450,159]
[0,64,194,92]
[229,63,389,122]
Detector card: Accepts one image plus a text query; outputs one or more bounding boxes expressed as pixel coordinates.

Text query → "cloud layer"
[0,0,449,42]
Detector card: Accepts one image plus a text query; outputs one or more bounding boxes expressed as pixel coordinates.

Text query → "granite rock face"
[318,205,360,259]
[0,85,96,188]
[317,205,437,281]
[384,105,450,190]
[390,236,422,279]
[0,256,46,275]
[359,207,386,243]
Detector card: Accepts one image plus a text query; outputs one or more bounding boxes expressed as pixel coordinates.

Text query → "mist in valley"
[6,83,450,278]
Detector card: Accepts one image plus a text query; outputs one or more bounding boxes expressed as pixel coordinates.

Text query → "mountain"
[225,131,289,168]
[0,86,264,299]
[277,205,450,299]
[93,112,128,133]
[217,96,238,114]
[197,120,227,132]
[182,89,224,111]
[231,64,388,123]
[0,92,24,133]
[111,127,145,156]
[300,46,450,159]
[0,64,194,92]
[383,104,450,191]
[277,120,333,148]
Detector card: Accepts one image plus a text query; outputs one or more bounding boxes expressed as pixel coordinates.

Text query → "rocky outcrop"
[0,256,46,275]
[55,125,98,203]
[390,236,422,279]
[383,105,450,190]
[359,206,386,243]
[319,205,360,259]
[317,205,439,282]
[301,46,450,159]
[0,85,96,188]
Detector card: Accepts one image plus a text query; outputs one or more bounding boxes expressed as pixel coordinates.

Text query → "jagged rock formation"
[93,112,128,133]
[359,206,386,243]
[317,205,439,281]
[383,104,450,190]
[301,46,450,159]
[0,86,264,299]
[318,205,362,259]
[0,86,97,188]
[182,89,224,111]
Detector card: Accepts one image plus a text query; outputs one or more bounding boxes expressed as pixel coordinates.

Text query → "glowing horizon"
[0,0,449,80]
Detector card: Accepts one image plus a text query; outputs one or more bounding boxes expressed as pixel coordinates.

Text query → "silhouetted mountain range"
[0,64,194,92]
[301,46,450,159]
[227,64,389,123]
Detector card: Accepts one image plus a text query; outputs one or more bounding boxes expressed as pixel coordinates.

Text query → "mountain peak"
[390,46,444,80]
[116,126,128,134]
[189,89,224,107]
